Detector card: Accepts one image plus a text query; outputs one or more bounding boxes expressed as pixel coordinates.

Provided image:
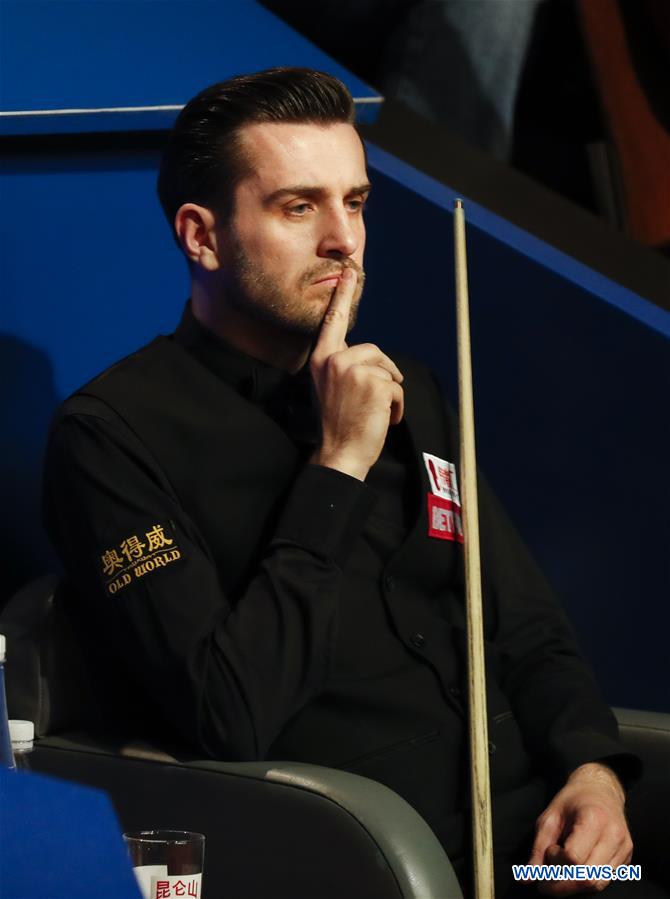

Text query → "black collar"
[172,302,317,440]
[173,302,300,401]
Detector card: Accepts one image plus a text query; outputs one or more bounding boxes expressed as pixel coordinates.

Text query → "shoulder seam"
[59,394,120,422]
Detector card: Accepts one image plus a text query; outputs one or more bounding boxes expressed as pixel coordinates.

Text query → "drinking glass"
[123,830,205,899]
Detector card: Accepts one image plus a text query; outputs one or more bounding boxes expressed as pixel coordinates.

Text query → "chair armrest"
[186,757,463,899]
[32,734,463,899]
[614,707,670,779]
[614,707,670,732]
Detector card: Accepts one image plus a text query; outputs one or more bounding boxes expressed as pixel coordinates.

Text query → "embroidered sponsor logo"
[99,523,183,595]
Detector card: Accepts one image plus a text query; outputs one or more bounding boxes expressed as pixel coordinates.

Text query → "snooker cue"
[453,199,495,899]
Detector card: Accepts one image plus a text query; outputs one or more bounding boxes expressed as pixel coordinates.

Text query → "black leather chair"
[1,577,463,899]
[3,577,670,898]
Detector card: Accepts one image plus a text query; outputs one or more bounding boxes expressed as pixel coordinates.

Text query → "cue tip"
[454,198,464,209]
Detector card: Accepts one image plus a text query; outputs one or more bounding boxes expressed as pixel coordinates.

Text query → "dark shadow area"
[512,0,603,211]
[620,0,670,134]
[0,130,169,175]
[0,335,61,606]
[260,0,412,88]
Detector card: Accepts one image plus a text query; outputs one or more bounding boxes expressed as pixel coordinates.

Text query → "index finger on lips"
[313,267,355,358]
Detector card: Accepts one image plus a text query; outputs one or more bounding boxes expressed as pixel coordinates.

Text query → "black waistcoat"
[78,335,539,858]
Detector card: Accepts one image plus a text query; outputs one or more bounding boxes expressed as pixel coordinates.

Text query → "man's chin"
[260,307,324,338]
[275,292,338,336]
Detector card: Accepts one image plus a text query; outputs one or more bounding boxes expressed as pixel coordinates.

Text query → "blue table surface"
[0,0,380,134]
[0,767,141,898]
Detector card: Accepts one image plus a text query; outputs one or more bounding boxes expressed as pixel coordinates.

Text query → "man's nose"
[317,208,360,258]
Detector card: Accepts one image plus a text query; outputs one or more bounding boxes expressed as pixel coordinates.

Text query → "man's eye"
[347,198,367,212]
[287,203,312,216]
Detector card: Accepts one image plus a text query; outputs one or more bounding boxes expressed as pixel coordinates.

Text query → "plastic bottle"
[9,719,34,771]
[0,634,16,769]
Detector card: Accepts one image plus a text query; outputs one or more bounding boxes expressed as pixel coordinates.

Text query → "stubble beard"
[223,233,365,337]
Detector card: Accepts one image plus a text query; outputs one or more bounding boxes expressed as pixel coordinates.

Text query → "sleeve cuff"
[274,464,376,569]
[595,753,644,792]
[548,730,643,789]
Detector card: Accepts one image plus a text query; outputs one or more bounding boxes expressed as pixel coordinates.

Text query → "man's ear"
[174,204,222,271]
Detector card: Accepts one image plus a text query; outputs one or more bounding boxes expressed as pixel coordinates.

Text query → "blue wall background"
[358,150,669,714]
[1,1,668,713]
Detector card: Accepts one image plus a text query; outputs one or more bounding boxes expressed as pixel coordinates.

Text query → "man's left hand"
[528,762,633,895]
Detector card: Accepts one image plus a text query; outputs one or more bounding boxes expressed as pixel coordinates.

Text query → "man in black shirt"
[44,68,659,896]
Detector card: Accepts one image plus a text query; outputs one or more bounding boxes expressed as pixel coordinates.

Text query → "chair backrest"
[0,576,99,736]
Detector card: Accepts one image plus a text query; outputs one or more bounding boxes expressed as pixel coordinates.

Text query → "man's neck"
[191,291,311,374]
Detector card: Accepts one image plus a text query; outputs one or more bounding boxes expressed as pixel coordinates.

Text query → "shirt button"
[448,685,461,698]
[410,632,426,648]
[488,741,497,755]
[384,575,395,591]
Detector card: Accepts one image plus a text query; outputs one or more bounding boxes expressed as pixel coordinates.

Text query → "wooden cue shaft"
[453,198,495,899]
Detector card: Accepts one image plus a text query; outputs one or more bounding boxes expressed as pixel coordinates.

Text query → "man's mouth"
[312,274,342,286]
[307,263,362,289]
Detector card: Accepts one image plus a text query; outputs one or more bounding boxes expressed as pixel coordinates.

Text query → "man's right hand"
[309,267,404,482]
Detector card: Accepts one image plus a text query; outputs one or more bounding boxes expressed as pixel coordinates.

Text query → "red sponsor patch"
[427,493,464,543]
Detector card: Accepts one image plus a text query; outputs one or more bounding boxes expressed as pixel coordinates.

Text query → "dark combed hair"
[157,67,356,233]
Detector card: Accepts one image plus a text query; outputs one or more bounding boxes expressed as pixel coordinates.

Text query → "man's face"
[219,121,369,336]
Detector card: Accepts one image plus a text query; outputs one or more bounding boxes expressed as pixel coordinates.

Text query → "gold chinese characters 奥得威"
[100,523,182,595]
